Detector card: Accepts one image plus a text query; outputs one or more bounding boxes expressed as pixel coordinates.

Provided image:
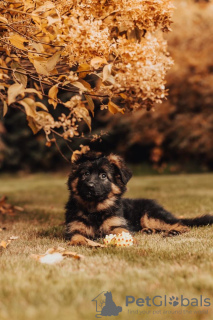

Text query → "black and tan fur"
[65,152,213,245]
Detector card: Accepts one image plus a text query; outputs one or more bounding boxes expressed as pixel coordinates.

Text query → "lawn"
[0,173,213,320]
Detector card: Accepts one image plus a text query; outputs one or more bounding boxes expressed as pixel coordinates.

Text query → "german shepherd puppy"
[65,151,213,245]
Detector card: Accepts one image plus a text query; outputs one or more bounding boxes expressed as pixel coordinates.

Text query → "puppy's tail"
[180,214,213,227]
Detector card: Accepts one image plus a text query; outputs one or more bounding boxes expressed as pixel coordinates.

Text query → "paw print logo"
[169,296,179,307]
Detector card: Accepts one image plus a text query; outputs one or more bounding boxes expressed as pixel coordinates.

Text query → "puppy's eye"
[100,173,107,179]
[83,171,90,177]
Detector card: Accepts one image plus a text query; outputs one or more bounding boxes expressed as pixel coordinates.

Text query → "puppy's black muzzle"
[82,182,106,202]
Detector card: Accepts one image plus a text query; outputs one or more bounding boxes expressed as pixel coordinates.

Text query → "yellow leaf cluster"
[0,0,174,149]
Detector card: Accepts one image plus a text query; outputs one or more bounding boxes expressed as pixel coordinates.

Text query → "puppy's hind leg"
[140,212,189,236]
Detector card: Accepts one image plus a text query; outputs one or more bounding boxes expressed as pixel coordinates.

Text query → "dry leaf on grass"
[31,252,65,265]
[85,239,106,248]
[9,236,19,240]
[0,236,19,251]
[0,240,11,249]
[62,251,84,260]
[0,196,24,216]
[31,246,85,265]
[46,247,84,259]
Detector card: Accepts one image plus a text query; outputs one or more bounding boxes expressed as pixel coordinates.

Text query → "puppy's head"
[68,151,132,204]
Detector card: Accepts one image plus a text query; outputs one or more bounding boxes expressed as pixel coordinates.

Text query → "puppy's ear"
[72,150,103,164]
[67,163,78,189]
[107,154,132,185]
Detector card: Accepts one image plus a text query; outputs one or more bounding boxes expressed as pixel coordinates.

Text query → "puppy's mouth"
[84,190,106,202]
[86,191,93,199]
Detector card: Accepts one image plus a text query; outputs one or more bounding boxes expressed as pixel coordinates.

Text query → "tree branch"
[5,24,65,48]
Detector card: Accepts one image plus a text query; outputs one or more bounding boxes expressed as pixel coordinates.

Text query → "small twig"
[31,77,110,98]
[64,140,74,153]
[0,66,28,76]
[52,133,71,163]
[4,8,46,19]
[38,75,44,94]
[101,10,120,20]
[0,39,52,56]
[6,24,65,48]
[8,19,30,26]
[0,67,110,99]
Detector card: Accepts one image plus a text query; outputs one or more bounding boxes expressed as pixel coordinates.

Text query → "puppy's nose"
[88,182,95,189]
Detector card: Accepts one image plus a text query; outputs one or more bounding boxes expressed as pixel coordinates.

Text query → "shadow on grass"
[37,225,64,240]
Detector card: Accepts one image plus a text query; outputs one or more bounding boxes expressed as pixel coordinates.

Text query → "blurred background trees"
[1,0,213,173]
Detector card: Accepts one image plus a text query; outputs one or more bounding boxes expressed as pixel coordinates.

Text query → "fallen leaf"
[40,253,64,265]
[9,236,19,240]
[85,239,106,248]
[0,196,24,216]
[62,251,84,260]
[31,254,41,261]
[14,206,24,212]
[0,196,6,206]
[0,240,11,249]
[31,246,85,265]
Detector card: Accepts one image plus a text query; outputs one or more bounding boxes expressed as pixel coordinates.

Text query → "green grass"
[0,173,213,320]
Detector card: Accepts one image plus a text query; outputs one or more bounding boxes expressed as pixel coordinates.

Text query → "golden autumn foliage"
[0,0,173,150]
[101,0,213,170]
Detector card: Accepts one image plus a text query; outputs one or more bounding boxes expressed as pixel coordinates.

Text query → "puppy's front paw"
[69,234,88,246]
